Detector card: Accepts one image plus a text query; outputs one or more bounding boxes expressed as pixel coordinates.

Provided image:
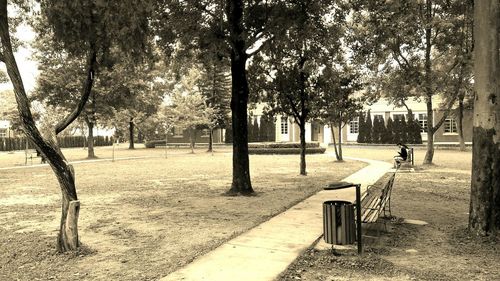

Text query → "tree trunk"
[329,124,340,161]
[457,98,467,151]
[423,0,435,165]
[84,117,96,159]
[469,0,500,237]
[189,128,195,154]
[423,96,435,164]
[207,128,214,153]
[128,118,134,149]
[226,0,253,195]
[0,3,96,252]
[338,120,343,161]
[299,121,307,175]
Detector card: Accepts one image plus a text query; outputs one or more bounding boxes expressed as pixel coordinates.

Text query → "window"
[280,117,288,135]
[201,129,209,137]
[349,117,359,134]
[0,129,6,138]
[418,113,428,133]
[444,118,457,133]
[393,114,405,121]
[173,127,183,137]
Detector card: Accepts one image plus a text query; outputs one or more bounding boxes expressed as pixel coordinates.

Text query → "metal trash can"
[323,200,356,245]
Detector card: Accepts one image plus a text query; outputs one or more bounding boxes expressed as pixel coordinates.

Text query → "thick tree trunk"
[128,118,134,149]
[84,117,96,159]
[299,121,307,175]
[0,3,95,252]
[329,124,340,161]
[469,0,500,237]
[457,98,467,151]
[226,0,253,195]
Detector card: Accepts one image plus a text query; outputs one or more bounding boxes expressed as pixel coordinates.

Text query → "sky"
[0,24,38,93]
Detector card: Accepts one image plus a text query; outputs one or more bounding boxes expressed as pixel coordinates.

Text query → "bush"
[248,142,320,149]
[372,116,386,143]
[384,117,395,144]
[224,125,233,143]
[248,147,326,155]
[364,110,373,143]
[357,112,366,143]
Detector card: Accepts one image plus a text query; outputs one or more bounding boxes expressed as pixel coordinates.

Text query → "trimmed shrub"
[384,117,395,144]
[400,117,408,143]
[248,142,320,149]
[357,112,366,143]
[372,116,386,143]
[252,118,260,142]
[224,125,233,143]
[365,110,373,143]
[248,147,326,155]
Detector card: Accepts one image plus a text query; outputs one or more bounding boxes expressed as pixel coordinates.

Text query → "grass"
[0,146,365,281]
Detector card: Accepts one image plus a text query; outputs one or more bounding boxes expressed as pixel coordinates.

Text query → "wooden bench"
[359,171,396,226]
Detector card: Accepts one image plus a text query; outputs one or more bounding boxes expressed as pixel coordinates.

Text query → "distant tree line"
[357,110,422,145]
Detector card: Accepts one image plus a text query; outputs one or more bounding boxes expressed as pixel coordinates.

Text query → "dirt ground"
[0,146,365,281]
[279,146,500,281]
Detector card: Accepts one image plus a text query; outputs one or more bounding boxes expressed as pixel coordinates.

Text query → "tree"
[356,111,366,143]
[364,110,373,143]
[0,0,153,252]
[0,89,20,135]
[247,116,255,142]
[155,0,291,194]
[407,112,423,144]
[252,117,259,143]
[198,57,231,152]
[372,115,386,144]
[104,59,166,150]
[259,115,275,142]
[352,0,474,164]
[319,65,363,160]
[468,0,500,237]
[253,0,343,175]
[163,68,218,153]
[392,116,406,144]
[384,116,395,144]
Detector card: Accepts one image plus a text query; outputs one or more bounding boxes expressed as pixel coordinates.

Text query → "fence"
[0,136,114,151]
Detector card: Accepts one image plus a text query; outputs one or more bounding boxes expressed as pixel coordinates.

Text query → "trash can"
[323,200,356,245]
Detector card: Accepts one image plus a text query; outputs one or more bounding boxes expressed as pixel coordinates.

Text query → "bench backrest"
[360,171,397,223]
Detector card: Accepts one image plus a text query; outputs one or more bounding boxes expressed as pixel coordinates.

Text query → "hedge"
[248,142,320,149]
[0,136,114,151]
[248,147,326,155]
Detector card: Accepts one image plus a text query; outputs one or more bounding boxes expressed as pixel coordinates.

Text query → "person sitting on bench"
[394,143,408,168]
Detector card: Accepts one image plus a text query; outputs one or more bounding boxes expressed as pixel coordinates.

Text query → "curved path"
[160,157,393,281]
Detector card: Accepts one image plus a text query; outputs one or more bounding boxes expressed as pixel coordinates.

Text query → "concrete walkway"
[160,157,393,281]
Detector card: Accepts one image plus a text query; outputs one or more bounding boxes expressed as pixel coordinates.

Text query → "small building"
[271,97,473,145]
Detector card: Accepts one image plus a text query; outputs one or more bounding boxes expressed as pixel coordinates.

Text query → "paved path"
[160,157,393,281]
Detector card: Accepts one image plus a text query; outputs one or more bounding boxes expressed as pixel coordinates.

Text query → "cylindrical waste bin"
[323,200,356,245]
